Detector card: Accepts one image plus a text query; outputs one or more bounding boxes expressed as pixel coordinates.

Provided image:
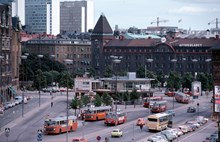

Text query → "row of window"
[104,48,209,53]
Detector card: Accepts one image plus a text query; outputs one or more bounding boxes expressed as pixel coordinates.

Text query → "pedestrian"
[51,101,53,107]
[140,124,143,132]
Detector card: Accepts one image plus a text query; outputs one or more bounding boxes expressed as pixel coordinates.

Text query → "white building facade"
[60,0,94,33]
[25,0,60,35]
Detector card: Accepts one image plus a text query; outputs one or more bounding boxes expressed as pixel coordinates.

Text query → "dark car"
[187,106,196,113]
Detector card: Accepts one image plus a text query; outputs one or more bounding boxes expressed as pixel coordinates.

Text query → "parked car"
[160,130,177,141]
[185,120,200,128]
[111,129,123,137]
[15,96,23,104]
[4,102,13,108]
[178,125,189,134]
[166,109,175,116]
[187,106,196,113]
[11,101,16,107]
[72,137,88,142]
[136,118,145,126]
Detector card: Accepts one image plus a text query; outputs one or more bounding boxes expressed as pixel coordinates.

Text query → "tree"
[130,89,140,108]
[102,93,112,106]
[166,72,181,90]
[32,69,47,90]
[136,67,145,78]
[58,71,73,89]
[181,73,193,90]
[104,66,113,77]
[93,94,102,107]
[81,95,90,106]
[71,97,80,116]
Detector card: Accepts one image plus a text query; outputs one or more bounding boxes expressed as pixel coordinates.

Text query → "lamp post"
[37,54,44,107]
[50,55,55,101]
[192,59,198,81]
[21,55,27,117]
[0,56,4,104]
[110,55,122,115]
[64,59,73,142]
[146,58,153,114]
[205,58,212,73]
[171,58,177,111]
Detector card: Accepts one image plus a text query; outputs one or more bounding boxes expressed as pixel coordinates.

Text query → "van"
[15,96,27,104]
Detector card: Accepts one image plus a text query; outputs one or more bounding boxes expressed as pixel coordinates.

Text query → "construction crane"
[208,18,220,29]
[150,17,169,27]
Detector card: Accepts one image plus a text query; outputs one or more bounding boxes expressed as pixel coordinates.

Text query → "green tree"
[167,72,181,90]
[181,73,194,90]
[81,95,90,106]
[93,94,102,107]
[32,69,47,90]
[130,89,140,108]
[71,97,80,116]
[102,93,112,106]
[58,71,73,89]
[42,71,53,86]
[104,66,113,77]
[136,67,145,78]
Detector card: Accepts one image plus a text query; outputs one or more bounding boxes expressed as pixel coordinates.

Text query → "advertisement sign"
[214,86,220,112]
[191,81,201,97]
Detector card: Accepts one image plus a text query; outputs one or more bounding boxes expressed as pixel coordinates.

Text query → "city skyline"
[94,0,220,30]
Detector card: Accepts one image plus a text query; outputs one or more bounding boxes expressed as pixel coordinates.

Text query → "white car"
[111,129,123,137]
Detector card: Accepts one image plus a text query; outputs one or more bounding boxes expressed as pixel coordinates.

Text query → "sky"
[94,0,220,30]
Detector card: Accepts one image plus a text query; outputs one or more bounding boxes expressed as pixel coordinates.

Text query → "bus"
[143,96,163,108]
[44,115,78,134]
[84,106,112,121]
[165,88,175,97]
[151,100,167,113]
[104,111,127,126]
[175,92,191,104]
[146,112,170,131]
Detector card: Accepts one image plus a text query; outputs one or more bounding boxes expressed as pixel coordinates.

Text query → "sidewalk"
[0,95,61,135]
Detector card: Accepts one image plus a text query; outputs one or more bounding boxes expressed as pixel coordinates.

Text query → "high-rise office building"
[60,0,94,33]
[25,0,60,35]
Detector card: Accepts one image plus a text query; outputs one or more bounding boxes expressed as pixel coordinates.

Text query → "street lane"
[0,91,214,142]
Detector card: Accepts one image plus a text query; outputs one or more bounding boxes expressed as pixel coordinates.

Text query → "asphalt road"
[0,91,215,142]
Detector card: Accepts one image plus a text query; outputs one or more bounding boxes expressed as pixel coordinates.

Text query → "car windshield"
[72,140,80,142]
[113,130,119,132]
[44,120,57,126]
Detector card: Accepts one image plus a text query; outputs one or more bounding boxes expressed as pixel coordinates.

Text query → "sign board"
[214,86,220,112]
[191,81,201,97]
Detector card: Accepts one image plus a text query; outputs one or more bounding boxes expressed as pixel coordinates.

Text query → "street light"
[20,55,27,117]
[205,58,212,73]
[37,54,44,107]
[192,59,198,80]
[171,58,177,111]
[63,59,73,142]
[50,55,55,102]
[0,56,4,103]
[146,58,153,114]
[110,55,122,115]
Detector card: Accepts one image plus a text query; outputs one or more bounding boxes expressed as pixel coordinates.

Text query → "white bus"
[146,112,170,131]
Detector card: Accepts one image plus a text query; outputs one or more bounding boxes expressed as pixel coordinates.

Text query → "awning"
[8,86,17,96]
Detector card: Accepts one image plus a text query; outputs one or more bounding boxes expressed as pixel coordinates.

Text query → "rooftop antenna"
[208,18,220,29]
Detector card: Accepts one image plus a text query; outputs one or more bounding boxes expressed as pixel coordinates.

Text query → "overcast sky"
[94,0,220,30]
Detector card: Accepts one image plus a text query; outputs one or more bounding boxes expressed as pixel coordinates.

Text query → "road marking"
[179,121,216,142]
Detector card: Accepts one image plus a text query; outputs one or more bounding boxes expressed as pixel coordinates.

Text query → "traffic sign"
[5,128,10,137]
[37,129,43,141]
[97,136,101,141]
